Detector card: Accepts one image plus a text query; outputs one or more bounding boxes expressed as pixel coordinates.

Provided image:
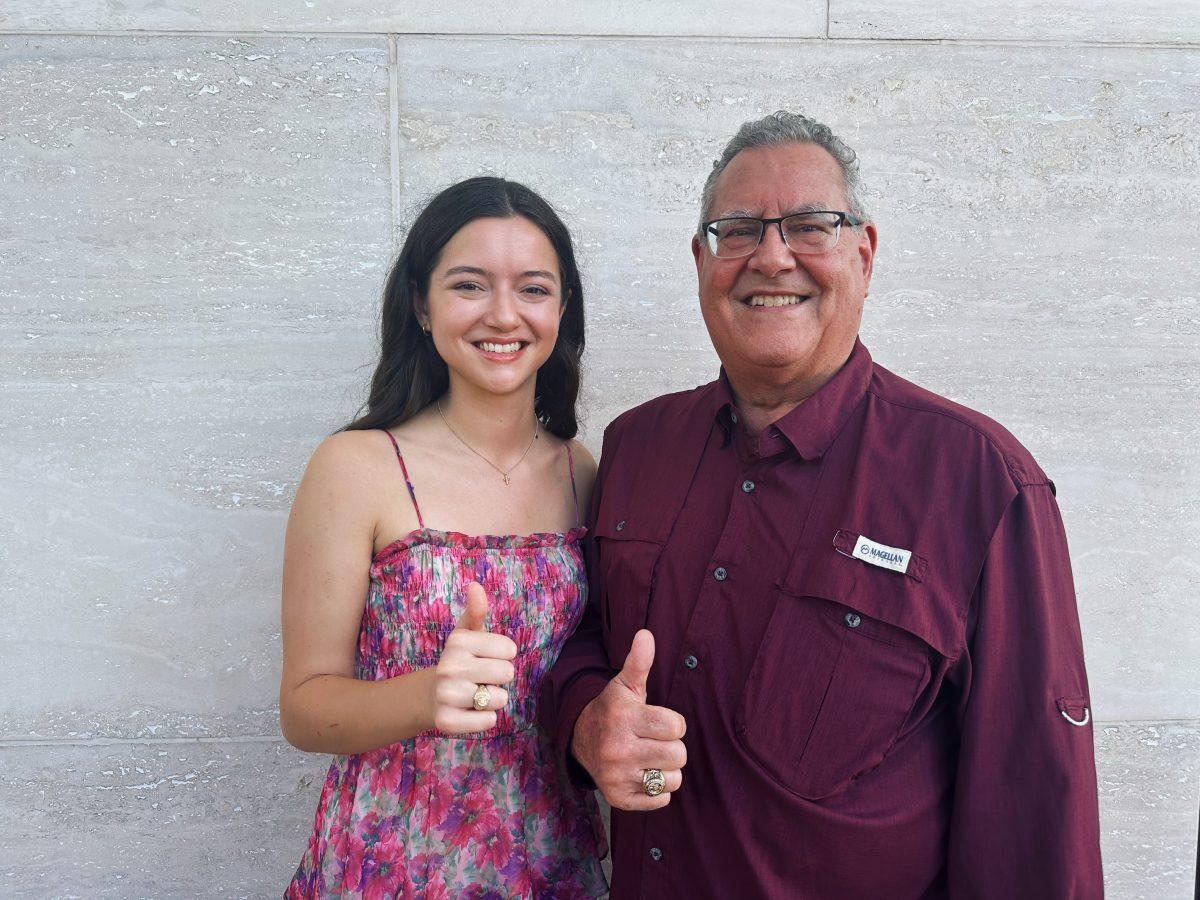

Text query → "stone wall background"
[1,3,1197,896]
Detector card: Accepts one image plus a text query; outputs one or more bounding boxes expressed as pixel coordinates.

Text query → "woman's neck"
[437,380,540,461]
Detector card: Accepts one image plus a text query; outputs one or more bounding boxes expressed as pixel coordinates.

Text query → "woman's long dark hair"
[343,177,585,439]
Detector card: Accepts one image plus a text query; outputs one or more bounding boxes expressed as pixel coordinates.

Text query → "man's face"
[692,142,877,389]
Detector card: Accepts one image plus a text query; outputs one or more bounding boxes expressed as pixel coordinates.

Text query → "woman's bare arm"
[278,432,516,755]
[278,433,437,754]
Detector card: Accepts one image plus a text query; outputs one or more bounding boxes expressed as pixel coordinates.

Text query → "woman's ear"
[559,289,569,321]
[413,284,431,332]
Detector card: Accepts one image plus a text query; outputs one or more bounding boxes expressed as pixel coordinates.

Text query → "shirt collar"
[713,338,873,461]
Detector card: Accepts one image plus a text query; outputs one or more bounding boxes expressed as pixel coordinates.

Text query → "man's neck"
[726,350,852,437]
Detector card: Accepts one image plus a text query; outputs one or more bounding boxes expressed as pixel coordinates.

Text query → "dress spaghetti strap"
[566,442,581,527]
[382,430,425,529]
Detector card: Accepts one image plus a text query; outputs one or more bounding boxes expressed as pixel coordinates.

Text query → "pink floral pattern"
[287,528,608,899]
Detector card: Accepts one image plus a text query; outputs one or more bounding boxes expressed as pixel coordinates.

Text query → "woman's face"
[421,215,565,401]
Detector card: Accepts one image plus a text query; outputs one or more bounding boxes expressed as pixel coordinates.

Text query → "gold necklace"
[437,399,539,485]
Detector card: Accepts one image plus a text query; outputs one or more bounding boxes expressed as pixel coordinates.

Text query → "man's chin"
[720,341,821,376]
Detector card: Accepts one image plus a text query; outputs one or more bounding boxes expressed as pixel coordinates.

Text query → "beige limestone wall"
[1,4,1196,896]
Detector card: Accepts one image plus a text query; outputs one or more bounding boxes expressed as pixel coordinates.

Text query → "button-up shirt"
[544,340,1103,898]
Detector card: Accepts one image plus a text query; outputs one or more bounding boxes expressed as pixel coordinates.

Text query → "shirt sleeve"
[539,429,619,789]
[947,483,1104,897]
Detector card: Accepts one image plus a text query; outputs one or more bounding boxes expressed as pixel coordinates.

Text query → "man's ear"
[858,221,878,290]
[691,233,704,277]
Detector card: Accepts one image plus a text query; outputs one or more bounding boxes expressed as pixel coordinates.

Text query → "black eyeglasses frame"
[701,210,864,258]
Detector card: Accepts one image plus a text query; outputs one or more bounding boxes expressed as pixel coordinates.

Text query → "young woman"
[280,177,608,898]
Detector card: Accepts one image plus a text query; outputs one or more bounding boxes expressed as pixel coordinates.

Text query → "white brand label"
[852,535,912,574]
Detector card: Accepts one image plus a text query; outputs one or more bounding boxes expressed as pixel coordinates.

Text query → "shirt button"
[844,612,862,628]
[741,479,756,493]
[684,655,699,670]
[649,847,663,861]
[713,566,728,582]
[730,410,738,424]
[615,520,626,531]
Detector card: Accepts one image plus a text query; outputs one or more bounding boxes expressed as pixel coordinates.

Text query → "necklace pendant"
[503,474,511,486]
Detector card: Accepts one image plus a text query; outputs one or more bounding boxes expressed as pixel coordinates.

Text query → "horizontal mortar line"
[0,734,285,749]
[1,29,1199,50]
[2,717,1197,749]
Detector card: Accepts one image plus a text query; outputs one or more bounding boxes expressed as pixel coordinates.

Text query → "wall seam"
[389,33,402,246]
[2,30,1200,50]
[4,716,1196,749]
[0,735,287,749]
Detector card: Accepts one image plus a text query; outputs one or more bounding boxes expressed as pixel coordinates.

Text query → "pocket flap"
[781,534,962,661]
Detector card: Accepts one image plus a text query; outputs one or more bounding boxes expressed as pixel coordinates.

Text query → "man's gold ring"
[472,684,491,711]
[642,768,666,797]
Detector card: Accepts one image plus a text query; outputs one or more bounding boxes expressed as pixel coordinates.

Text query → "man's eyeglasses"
[701,211,863,259]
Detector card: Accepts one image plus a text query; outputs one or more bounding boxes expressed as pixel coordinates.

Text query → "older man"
[544,111,1103,898]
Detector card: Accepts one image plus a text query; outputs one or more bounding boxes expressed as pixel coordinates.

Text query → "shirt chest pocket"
[734,542,954,801]
[592,517,666,666]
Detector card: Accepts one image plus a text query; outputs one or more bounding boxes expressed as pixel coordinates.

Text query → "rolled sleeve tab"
[1056,697,1091,727]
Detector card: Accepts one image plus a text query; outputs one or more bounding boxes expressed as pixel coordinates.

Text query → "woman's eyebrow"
[441,266,556,281]
[442,265,489,278]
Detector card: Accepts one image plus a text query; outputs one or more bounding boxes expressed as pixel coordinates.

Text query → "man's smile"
[743,293,811,308]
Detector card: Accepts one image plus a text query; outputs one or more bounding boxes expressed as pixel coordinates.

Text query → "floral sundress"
[285,435,608,899]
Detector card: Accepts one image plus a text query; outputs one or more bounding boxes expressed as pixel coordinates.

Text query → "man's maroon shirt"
[544,340,1103,898]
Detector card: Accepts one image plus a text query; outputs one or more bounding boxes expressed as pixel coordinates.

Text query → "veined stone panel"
[0,35,392,739]
[393,36,1200,721]
[0,722,1193,895]
[0,1,827,38]
[1097,721,1200,899]
[832,0,1200,43]
[0,739,327,896]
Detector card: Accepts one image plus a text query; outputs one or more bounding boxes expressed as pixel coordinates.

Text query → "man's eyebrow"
[784,203,830,216]
[711,203,831,220]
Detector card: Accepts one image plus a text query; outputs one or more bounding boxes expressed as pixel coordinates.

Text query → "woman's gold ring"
[472,684,491,711]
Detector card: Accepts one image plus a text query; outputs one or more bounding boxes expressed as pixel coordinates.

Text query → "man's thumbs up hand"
[571,629,688,811]
[431,581,518,735]
[617,629,655,701]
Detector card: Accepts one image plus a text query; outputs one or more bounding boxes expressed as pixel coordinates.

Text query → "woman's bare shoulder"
[567,438,597,473]
[306,428,393,481]
[567,438,598,507]
[296,429,410,518]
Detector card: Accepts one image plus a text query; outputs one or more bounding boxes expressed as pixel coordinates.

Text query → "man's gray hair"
[699,111,866,230]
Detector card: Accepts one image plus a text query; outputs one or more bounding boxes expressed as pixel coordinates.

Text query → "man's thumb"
[458,581,488,631]
[618,629,655,699]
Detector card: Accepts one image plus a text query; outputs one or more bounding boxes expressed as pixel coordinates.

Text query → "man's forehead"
[709,142,848,217]
[711,201,831,219]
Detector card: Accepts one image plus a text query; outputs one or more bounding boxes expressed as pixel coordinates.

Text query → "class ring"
[642,768,666,797]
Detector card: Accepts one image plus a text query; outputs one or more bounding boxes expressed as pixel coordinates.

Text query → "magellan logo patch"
[852,535,912,574]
